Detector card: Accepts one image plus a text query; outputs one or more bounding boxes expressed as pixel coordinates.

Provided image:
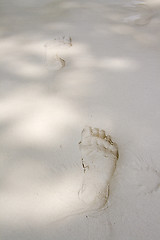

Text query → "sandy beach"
[0,0,160,239]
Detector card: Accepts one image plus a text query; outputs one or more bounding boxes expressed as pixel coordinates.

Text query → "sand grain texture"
[0,0,160,239]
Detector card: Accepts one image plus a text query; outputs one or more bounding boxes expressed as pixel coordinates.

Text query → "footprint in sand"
[44,35,72,71]
[78,126,119,211]
[123,1,153,26]
[134,163,160,195]
[44,127,118,223]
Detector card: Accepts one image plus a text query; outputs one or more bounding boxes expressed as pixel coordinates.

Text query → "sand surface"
[0,0,160,239]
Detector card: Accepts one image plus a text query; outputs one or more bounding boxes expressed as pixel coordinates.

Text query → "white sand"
[0,0,160,239]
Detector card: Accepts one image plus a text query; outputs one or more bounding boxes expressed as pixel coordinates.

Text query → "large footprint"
[78,126,119,211]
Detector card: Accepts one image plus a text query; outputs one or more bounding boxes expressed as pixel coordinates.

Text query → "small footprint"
[130,154,160,195]
[123,1,153,26]
[135,166,160,195]
[44,35,72,70]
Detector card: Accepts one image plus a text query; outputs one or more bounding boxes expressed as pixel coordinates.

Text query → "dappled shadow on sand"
[1,0,160,239]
